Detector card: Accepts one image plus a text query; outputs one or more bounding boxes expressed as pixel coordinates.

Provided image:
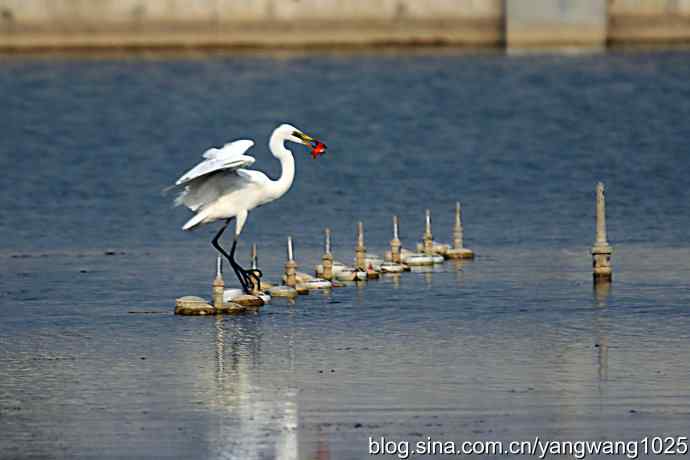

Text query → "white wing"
[176,169,253,212]
[202,139,254,160]
[174,139,255,186]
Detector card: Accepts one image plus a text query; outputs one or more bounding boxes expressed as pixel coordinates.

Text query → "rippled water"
[1,50,689,459]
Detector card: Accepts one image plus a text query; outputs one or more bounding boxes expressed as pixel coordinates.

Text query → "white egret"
[170,123,327,293]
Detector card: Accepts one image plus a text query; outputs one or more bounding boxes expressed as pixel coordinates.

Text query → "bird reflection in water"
[314,428,332,460]
[209,316,302,460]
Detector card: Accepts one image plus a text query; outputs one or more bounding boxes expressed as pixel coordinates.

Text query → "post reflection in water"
[409,265,434,288]
[594,281,611,308]
[208,316,301,460]
[451,260,466,287]
[355,280,365,304]
[593,282,611,383]
[410,263,462,288]
[424,270,433,288]
[384,273,401,289]
[318,288,333,301]
[215,316,225,387]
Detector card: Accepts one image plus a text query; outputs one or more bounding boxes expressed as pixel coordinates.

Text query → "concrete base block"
[295,284,311,295]
[301,279,333,290]
[366,267,380,279]
[258,281,275,290]
[334,269,367,281]
[380,262,405,273]
[364,255,384,271]
[416,241,449,256]
[403,253,442,266]
[215,302,252,315]
[175,296,214,315]
[232,294,265,308]
[268,285,298,298]
[445,248,475,259]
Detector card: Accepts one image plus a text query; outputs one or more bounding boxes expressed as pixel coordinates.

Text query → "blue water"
[1,50,689,459]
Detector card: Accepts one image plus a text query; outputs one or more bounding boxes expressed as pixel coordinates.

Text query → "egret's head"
[278,123,328,159]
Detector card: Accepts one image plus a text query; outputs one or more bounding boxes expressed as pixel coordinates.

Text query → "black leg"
[227,239,248,291]
[229,238,263,294]
[211,221,249,293]
[211,220,231,260]
[211,220,263,294]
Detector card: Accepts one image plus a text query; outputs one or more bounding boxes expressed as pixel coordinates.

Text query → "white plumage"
[173,139,261,228]
[169,123,326,293]
[175,139,256,187]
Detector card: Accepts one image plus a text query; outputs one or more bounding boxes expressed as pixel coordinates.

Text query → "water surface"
[1,50,689,459]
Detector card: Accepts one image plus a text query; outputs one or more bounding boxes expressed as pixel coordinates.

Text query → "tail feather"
[161,184,178,196]
[174,191,188,208]
[182,211,208,231]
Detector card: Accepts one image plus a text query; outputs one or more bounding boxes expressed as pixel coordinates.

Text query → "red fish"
[311,142,327,159]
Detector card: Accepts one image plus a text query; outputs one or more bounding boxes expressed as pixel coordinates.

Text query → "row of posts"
[213,182,613,307]
[281,183,613,284]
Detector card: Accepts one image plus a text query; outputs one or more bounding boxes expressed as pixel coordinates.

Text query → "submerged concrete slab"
[445,248,475,259]
[175,296,255,315]
[231,294,265,308]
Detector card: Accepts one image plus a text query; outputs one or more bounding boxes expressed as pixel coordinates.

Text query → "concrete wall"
[0,0,503,24]
[0,0,688,51]
[506,0,608,48]
[608,0,690,45]
[0,0,505,50]
[609,0,690,15]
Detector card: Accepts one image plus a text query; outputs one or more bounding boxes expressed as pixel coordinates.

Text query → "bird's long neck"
[267,134,295,200]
